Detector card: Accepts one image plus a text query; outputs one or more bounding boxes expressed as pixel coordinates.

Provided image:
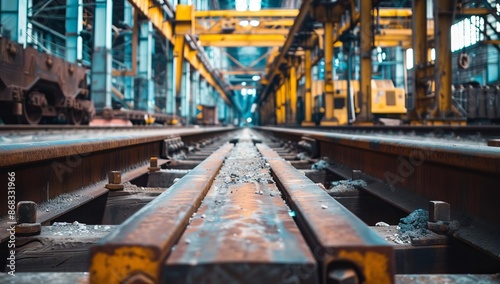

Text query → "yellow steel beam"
[260,0,312,104]
[196,28,291,35]
[128,1,233,106]
[220,70,262,75]
[195,9,299,18]
[174,35,186,98]
[198,34,287,47]
[321,21,336,125]
[409,0,428,119]
[431,0,454,118]
[374,8,412,17]
[457,7,496,15]
[359,0,373,121]
[289,61,297,124]
[302,49,313,125]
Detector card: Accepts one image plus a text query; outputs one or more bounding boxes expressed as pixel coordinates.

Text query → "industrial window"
[235,0,262,11]
[451,16,485,52]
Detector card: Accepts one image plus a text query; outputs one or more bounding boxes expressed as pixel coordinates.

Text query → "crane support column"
[302,49,314,126]
[289,59,297,125]
[359,0,373,122]
[91,0,113,116]
[410,0,429,120]
[321,21,337,125]
[431,0,454,118]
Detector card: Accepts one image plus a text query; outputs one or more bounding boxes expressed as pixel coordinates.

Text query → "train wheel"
[20,93,43,125]
[67,108,84,125]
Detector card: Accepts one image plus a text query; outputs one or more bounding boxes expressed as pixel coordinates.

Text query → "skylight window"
[235,0,261,11]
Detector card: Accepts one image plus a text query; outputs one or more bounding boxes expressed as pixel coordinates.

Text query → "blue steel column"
[137,20,154,112]
[66,0,82,63]
[123,0,134,107]
[181,62,191,124]
[166,42,175,115]
[0,0,28,45]
[91,0,113,115]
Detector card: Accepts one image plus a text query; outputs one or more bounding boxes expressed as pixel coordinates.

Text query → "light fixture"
[235,0,247,11]
[250,20,260,27]
[239,20,249,26]
[248,0,261,11]
[242,88,247,96]
[247,117,252,123]
[241,82,247,86]
[252,75,260,81]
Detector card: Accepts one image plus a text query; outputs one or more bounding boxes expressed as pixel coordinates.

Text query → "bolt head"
[108,171,122,184]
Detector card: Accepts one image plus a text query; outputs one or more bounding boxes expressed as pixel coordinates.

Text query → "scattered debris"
[395,209,431,244]
[321,204,328,209]
[311,159,330,170]
[376,222,390,227]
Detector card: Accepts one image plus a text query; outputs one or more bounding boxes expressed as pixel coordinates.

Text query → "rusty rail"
[257,143,394,284]
[89,143,233,283]
[256,126,500,260]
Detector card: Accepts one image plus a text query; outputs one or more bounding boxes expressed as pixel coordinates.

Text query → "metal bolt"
[15,201,41,236]
[106,171,124,190]
[429,201,451,222]
[17,201,37,224]
[352,170,362,180]
[148,157,160,172]
[327,268,359,284]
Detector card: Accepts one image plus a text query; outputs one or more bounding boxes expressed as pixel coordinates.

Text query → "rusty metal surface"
[257,143,394,284]
[0,127,235,167]
[258,127,500,174]
[165,182,317,284]
[0,272,89,284]
[164,134,316,283]
[395,274,500,283]
[89,144,233,284]
[257,127,500,259]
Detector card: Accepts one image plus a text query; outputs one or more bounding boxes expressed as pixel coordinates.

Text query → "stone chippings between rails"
[184,135,278,229]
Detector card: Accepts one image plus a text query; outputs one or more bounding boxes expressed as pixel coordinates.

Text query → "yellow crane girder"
[198,34,287,47]
[127,0,232,105]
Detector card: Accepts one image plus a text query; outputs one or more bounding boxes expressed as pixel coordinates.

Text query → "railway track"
[1,127,499,283]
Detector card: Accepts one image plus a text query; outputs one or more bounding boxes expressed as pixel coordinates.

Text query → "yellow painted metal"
[127,1,232,106]
[195,9,299,18]
[359,0,373,121]
[174,35,186,98]
[284,75,290,124]
[221,69,262,75]
[176,4,195,34]
[483,40,500,45]
[128,0,173,41]
[457,7,496,15]
[321,21,336,125]
[373,8,412,17]
[275,86,282,124]
[90,247,158,284]
[260,0,312,104]
[302,49,313,125]
[432,0,454,118]
[289,62,297,124]
[281,82,286,124]
[198,34,287,47]
[410,0,429,119]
